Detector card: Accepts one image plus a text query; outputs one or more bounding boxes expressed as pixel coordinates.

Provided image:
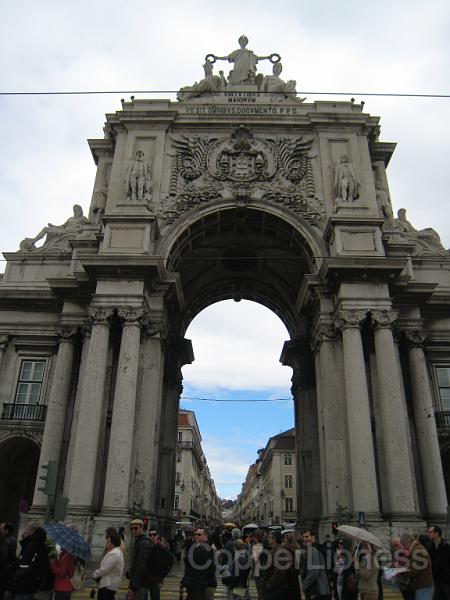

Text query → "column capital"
[141,315,165,340]
[371,309,398,330]
[311,321,336,353]
[404,329,426,347]
[56,326,79,343]
[0,334,10,350]
[88,306,114,325]
[335,309,367,330]
[117,307,145,326]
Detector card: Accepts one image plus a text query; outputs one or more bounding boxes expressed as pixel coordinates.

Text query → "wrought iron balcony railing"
[435,411,450,429]
[1,403,47,422]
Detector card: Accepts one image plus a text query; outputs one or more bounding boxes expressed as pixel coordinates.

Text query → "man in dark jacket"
[181,528,214,600]
[428,525,450,600]
[10,523,48,600]
[127,519,153,600]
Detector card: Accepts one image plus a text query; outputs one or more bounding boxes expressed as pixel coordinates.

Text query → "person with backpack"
[9,523,49,600]
[93,531,124,600]
[50,546,75,600]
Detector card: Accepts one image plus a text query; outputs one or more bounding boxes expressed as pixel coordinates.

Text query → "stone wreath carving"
[162,125,324,226]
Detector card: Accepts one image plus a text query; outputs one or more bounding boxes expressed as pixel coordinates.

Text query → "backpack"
[70,560,86,591]
[149,544,174,580]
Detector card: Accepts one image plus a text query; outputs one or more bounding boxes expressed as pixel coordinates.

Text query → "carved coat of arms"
[163,126,324,227]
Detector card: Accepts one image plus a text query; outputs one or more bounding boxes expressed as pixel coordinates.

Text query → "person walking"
[127,519,153,600]
[50,546,75,600]
[262,531,287,600]
[251,530,265,600]
[181,528,213,600]
[400,534,433,600]
[301,529,331,600]
[93,531,124,600]
[427,526,450,600]
[356,543,378,600]
[10,523,49,600]
[282,534,301,600]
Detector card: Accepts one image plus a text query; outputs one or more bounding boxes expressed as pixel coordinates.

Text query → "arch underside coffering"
[163,205,324,336]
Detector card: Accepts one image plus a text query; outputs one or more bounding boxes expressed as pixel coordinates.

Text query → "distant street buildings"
[174,409,222,529]
[235,428,297,526]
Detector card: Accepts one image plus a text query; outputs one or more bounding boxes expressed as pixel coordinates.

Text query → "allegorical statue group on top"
[15,36,449,257]
[177,35,303,102]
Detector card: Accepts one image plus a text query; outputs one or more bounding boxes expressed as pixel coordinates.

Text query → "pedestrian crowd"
[176,525,450,600]
[1,520,450,600]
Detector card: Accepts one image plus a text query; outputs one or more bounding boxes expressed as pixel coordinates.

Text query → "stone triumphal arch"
[0,37,449,548]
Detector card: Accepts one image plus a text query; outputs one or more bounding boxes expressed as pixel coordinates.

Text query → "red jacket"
[51,551,75,592]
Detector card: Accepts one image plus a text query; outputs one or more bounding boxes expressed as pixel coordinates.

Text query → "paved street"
[72,569,404,600]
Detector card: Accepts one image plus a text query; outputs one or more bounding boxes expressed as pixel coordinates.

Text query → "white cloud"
[182,301,292,390]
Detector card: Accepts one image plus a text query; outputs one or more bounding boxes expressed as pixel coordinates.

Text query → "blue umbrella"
[44,522,91,561]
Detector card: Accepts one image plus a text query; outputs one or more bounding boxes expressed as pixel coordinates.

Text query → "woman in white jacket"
[93,532,125,600]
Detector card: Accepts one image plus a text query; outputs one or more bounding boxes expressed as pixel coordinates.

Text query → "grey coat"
[301,545,331,597]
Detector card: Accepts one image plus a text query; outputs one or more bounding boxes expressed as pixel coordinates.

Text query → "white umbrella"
[337,524,385,549]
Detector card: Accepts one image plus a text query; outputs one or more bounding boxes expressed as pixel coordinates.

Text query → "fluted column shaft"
[340,310,380,514]
[372,311,417,515]
[406,332,447,517]
[33,328,77,506]
[67,308,112,509]
[103,309,142,511]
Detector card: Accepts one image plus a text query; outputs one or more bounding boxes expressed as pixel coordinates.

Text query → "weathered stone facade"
[0,38,449,550]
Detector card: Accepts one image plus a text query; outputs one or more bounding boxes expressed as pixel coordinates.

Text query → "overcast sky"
[1,1,449,499]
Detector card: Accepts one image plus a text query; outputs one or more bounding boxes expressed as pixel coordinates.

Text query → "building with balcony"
[235,428,297,527]
[173,409,221,528]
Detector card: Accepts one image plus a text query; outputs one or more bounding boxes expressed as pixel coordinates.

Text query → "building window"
[436,367,450,410]
[285,475,293,488]
[284,453,292,465]
[285,497,293,513]
[177,452,181,462]
[175,472,181,485]
[15,360,45,404]
[177,431,183,442]
[174,495,179,510]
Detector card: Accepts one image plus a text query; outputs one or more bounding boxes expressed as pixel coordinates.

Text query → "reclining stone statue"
[20,204,91,252]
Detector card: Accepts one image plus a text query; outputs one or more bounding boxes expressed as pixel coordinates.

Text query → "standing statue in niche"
[334,155,359,202]
[126,150,152,202]
[375,180,394,225]
[20,204,90,251]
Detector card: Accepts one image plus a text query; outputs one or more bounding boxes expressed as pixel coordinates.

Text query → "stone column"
[338,310,380,515]
[281,338,322,525]
[0,335,10,369]
[313,323,349,518]
[102,308,143,513]
[67,307,113,510]
[405,330,447,519]
[134,323,166,515]
[63,326,91,496]
[156,338,193,531]
[372,310,417,516]
[33,326,78,507]
[157,369,183,520]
